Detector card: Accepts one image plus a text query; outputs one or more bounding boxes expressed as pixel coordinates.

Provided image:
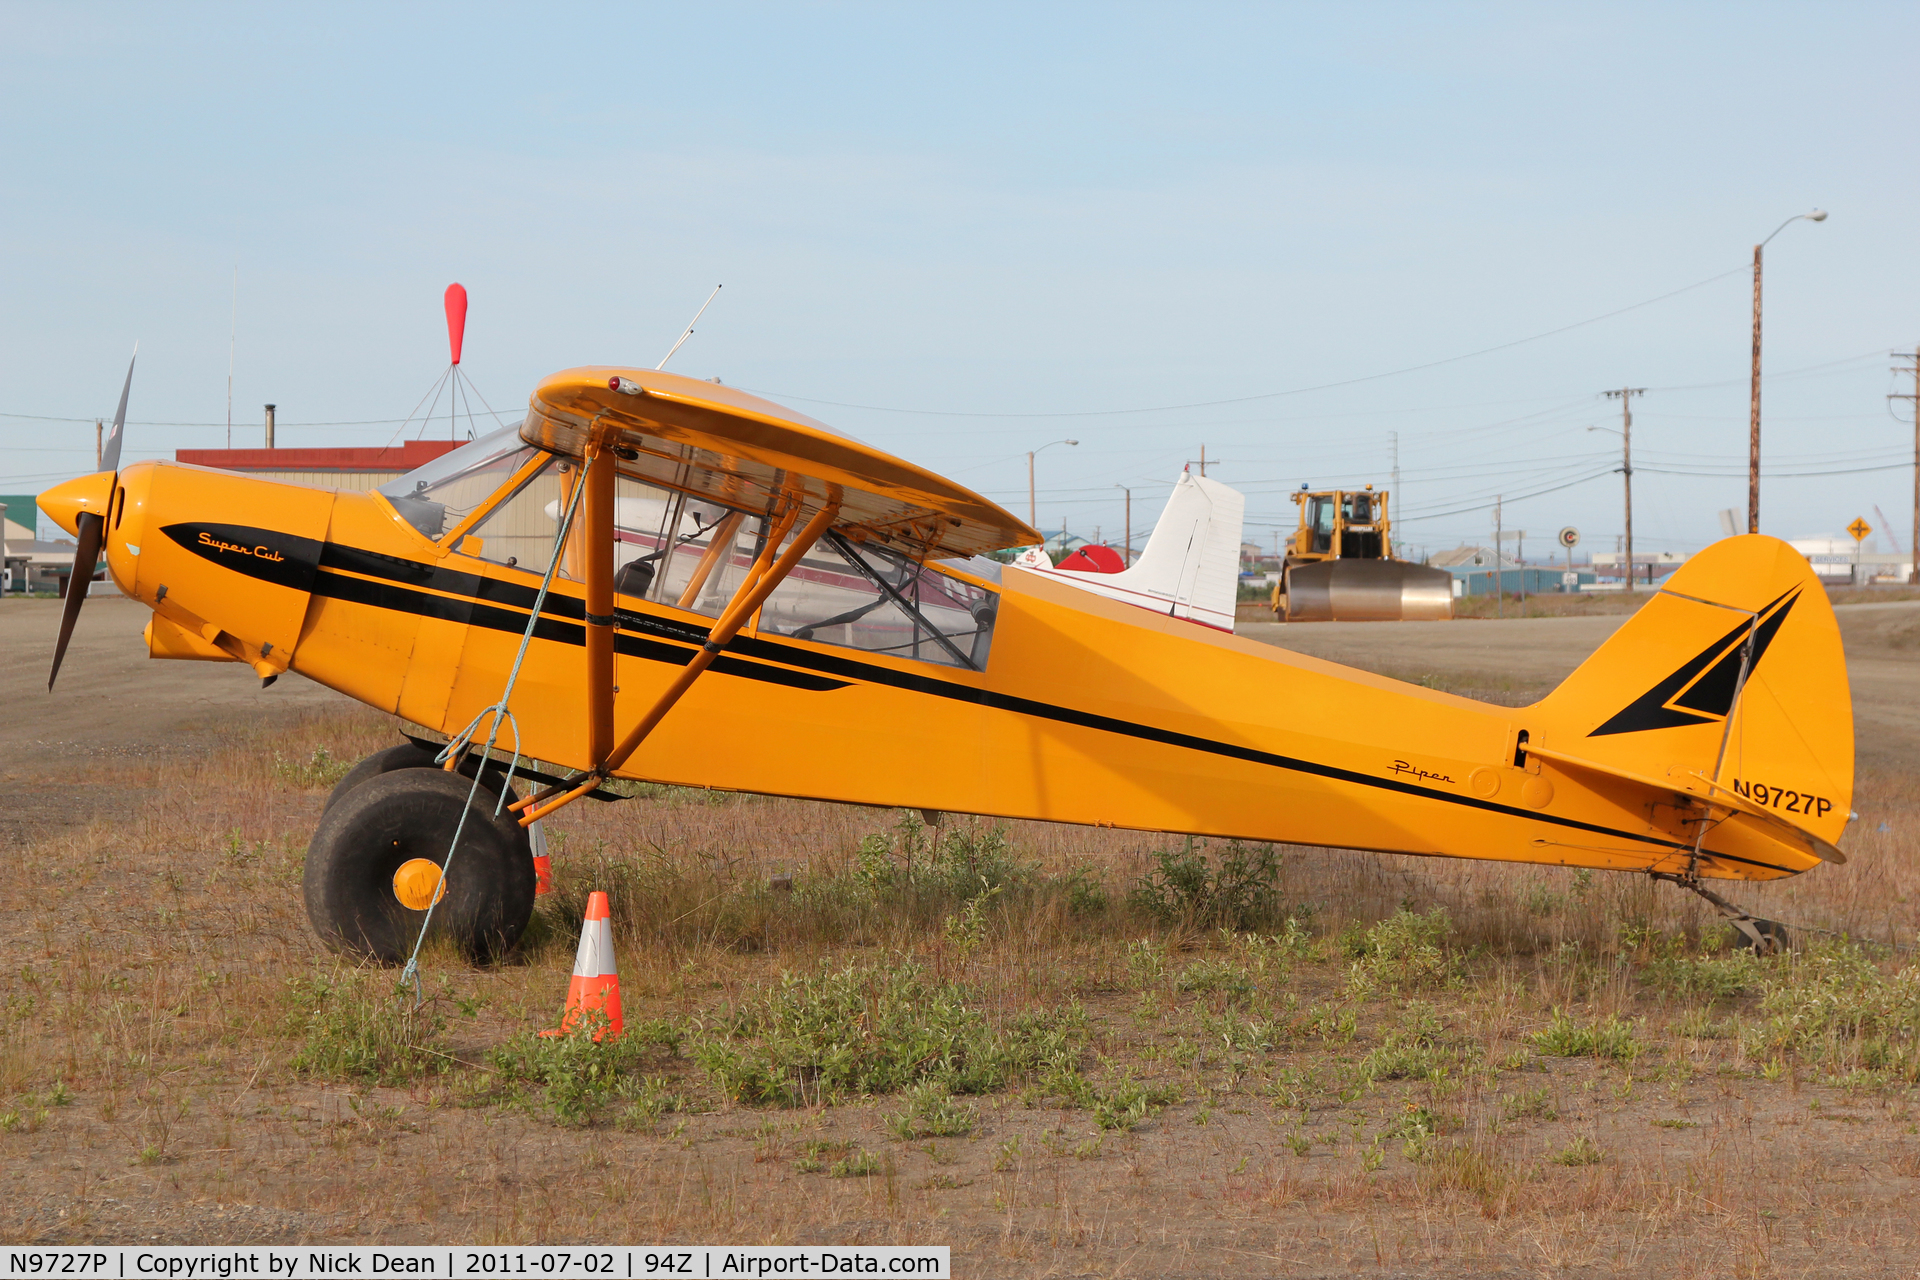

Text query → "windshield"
[377,423,539,541]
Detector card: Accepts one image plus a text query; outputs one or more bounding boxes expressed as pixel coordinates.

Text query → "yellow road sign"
[1847,517,1872,543]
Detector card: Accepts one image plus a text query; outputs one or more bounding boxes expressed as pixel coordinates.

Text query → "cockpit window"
[377,424,539,541]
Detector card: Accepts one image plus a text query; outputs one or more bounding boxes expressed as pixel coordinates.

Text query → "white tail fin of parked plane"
[1024,471,1246,632]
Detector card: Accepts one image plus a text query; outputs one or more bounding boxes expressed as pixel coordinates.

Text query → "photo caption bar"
[0,1248,950,1280]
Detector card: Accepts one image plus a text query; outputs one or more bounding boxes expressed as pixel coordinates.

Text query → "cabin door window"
[598,473,760,616]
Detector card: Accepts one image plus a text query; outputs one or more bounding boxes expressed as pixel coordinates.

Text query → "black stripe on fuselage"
[308,539,1788,874]
[311,558,850,693]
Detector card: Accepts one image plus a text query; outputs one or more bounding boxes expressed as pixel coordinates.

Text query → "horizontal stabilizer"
[1525,743,1845,866]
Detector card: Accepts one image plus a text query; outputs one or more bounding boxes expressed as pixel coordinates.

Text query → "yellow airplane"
[40,363,1853,962]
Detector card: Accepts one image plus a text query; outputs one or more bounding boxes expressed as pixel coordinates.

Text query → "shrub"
[1127,840,1283,930]
[857,813,1028,899]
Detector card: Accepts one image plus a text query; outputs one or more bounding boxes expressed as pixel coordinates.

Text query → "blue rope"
[399,455,593,1006]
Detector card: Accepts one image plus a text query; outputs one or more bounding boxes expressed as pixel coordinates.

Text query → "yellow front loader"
[1271,486,1455,621]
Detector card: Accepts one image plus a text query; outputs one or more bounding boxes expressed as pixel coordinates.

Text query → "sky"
[3,3,1917,560]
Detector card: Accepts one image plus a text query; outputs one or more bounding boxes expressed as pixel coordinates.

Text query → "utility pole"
[1603,388,1644,595]
[1749,240,1764,534]
[1894,351,1920,584]
[1200,445,1207,478]
[1749,210,1827,534]
[1113,485,1132,565]
[1390,431,1402,558]
[95,419,103,470]
[1517,529,1526,609]
[1494,496,1503,619]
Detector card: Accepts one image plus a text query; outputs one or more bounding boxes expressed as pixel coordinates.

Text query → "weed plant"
[482,1015,683,1127]
[1529,1009,1641,1062]
[284,965,454,1085]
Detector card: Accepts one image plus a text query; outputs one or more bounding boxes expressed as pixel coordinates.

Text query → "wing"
[521,367,1038,559]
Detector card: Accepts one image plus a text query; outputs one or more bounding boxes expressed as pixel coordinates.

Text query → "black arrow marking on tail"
[1587,588,1799,737]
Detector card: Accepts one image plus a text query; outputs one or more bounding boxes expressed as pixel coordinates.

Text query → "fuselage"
[67,454,1815,881]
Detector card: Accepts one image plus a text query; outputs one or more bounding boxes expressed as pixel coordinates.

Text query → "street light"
[1027,438,1077,532]
[1749,209,1827,534]
[1113,484,1131,565]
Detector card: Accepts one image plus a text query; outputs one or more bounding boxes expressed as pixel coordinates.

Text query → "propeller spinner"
[46,348,135,690]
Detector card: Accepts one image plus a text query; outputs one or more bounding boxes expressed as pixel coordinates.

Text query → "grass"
[5,698,1920,1272]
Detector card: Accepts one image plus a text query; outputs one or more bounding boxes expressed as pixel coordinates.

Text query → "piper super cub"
[40,359,1853,961]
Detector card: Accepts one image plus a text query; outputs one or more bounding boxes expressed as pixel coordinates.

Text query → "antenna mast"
[658,285,722,371]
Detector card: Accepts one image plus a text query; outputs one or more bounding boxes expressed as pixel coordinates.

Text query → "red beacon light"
[609,376,642,396]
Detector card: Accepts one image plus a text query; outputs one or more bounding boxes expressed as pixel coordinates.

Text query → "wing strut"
[583,441,618,763]
[511,488,843,826]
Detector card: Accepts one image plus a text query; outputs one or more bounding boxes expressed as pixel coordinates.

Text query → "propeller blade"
[99,346,136,474]
[48,511,106,690]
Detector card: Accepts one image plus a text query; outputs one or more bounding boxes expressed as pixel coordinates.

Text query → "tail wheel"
[303,767,536,964]
[1733,918,1790,957]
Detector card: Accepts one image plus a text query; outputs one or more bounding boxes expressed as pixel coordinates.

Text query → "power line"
[740,264,1753,419]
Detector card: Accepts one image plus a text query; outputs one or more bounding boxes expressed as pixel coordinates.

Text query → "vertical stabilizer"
[1026,472,1245,632]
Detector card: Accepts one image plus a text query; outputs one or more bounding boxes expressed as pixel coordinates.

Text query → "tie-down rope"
[399,454,593,1007]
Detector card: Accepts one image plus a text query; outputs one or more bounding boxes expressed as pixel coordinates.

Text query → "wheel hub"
[392,857,448,910]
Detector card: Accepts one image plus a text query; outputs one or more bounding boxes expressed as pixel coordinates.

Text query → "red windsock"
[444,283,468,365]
[541,891,622,1040]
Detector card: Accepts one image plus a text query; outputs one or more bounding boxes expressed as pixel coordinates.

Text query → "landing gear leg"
[1651,872,1790,956]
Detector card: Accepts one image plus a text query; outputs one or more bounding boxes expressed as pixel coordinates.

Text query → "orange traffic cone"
[540,891,622,1040]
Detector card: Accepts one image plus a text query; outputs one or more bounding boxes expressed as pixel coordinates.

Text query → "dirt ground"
[2,595,1917,1277]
